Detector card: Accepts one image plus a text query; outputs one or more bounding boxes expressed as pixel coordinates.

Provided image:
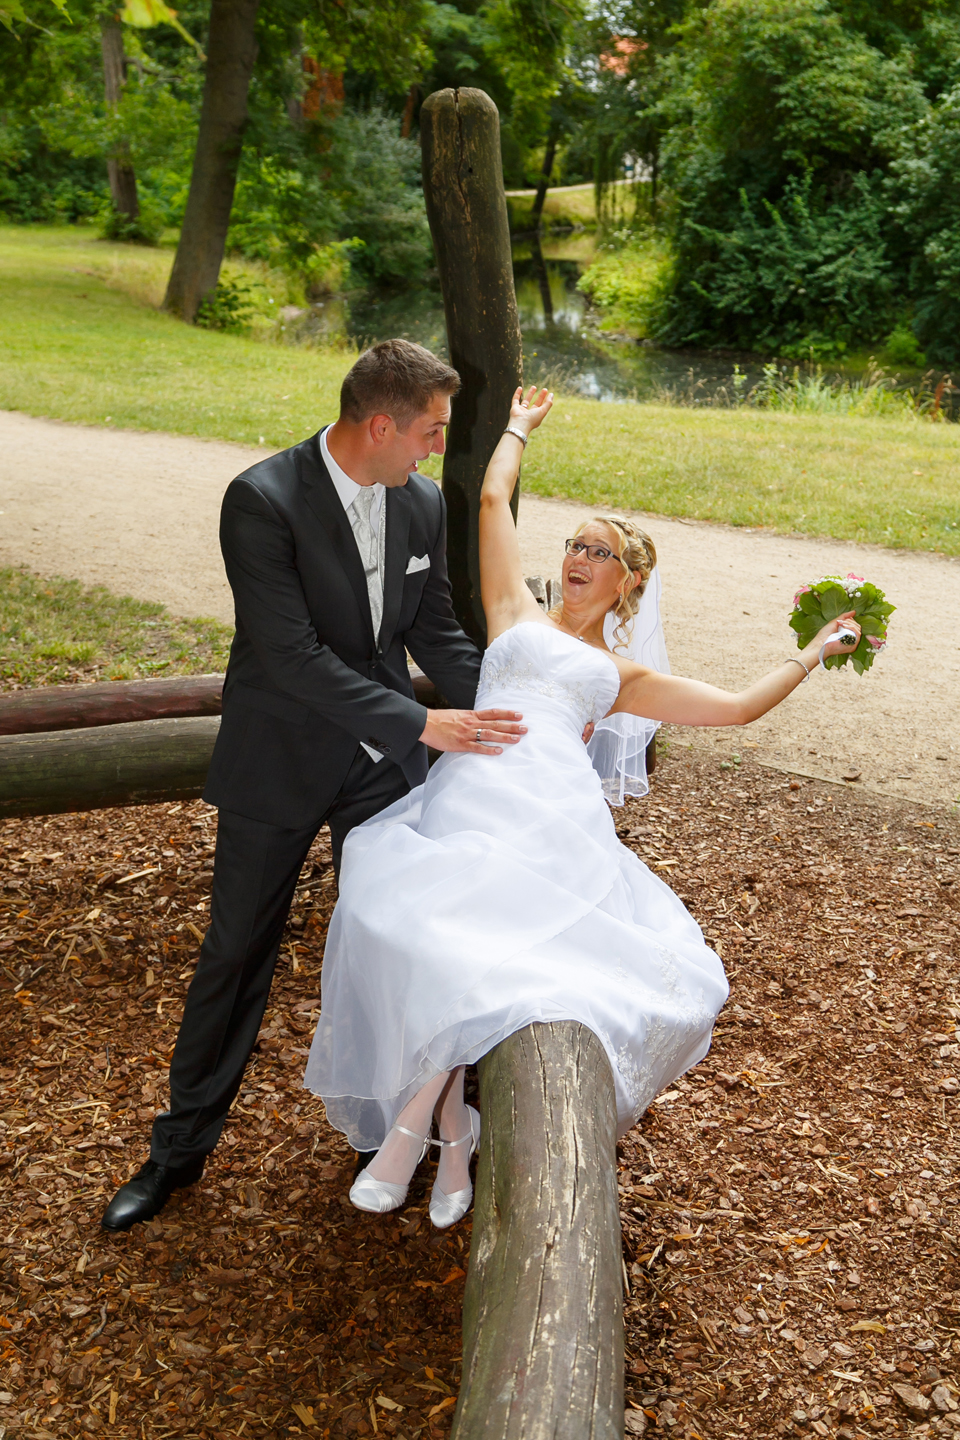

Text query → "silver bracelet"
[503,426,529,448]
[784,656,812,683]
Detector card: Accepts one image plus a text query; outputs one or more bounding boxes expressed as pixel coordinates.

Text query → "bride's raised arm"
[611,611,861,727]
[479,386,554,641]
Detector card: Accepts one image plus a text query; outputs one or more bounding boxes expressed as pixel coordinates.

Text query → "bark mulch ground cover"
[0,743,958,1440]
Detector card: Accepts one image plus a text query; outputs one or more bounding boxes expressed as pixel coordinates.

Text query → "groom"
[102,339,525,1231]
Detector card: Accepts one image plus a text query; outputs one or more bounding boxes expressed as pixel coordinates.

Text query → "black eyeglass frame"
[564,538,618,564]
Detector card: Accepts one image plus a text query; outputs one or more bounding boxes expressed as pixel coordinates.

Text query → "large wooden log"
[0,717,221,819]
[421,87,523,646]
[0,671,448,738]
[0,675,224,737]
[455,1022,625,1439]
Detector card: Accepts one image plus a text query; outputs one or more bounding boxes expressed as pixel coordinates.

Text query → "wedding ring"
[476,729,482,742]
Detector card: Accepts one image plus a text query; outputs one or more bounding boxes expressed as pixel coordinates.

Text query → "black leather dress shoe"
[101,1158,205,1232]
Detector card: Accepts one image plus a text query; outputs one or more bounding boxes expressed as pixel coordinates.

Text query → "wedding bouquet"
[789,573,895,674]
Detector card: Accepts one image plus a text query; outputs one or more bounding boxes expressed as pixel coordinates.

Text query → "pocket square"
[405,554,430,575]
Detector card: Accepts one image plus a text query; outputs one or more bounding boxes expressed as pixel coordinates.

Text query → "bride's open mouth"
[567,568,591,586]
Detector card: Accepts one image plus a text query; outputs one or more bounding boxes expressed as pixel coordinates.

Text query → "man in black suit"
[102,339,525,1230]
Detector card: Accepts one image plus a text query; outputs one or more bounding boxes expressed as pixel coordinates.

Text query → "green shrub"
[655,171,897,355]
[577,230,674,337]
[882,324,927,368]
[99,200,165,246]
[195,277,257,334]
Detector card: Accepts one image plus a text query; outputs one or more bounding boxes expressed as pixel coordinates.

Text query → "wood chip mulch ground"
[1,743,959,1440]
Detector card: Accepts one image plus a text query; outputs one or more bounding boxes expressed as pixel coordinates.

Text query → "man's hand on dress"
[420,709,526,755]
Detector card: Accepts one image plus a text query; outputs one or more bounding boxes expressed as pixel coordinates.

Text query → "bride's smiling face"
[561,522,633,617]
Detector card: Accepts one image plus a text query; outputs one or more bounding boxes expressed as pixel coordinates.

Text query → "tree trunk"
[530,120,559,232]
[0,717,221,820]
[400,82,419,138]
[163,0,261,322]
[0,671,451,738]
[100,16,139,220]
[0,675,225,737]
[454,1021,625,1439]
[420,87,523,645]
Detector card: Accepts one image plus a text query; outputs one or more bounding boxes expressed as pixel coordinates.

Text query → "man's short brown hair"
[339,339,460,433]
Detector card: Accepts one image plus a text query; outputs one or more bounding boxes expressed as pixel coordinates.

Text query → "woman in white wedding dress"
[304,386,859,1228]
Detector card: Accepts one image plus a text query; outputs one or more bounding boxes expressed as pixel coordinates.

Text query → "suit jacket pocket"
[231,680,309,726]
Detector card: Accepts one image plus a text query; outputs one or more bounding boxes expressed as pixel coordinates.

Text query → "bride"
[304,385,859,1228]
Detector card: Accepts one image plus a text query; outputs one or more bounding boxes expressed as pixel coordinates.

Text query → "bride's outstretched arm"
[479,386,553,640]
[611,612,861,726]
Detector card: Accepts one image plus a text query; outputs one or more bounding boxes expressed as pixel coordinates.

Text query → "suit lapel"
[299,432,374,643]
[378,483,412,651]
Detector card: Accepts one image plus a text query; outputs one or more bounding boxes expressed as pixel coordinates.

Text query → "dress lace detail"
[477,623,619,732]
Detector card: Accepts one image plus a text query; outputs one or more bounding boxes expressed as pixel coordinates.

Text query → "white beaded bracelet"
[784,656,812,683]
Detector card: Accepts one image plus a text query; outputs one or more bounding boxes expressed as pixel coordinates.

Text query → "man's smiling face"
[380,392,452,487]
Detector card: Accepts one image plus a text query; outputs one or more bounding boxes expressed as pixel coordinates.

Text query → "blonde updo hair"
[553,514,658,650]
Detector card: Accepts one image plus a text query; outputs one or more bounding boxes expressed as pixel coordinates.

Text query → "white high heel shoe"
[429,1106,481,1230]
[349,1124,429,1214]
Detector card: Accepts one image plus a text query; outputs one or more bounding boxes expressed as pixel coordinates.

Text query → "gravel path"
[2,408,958,807]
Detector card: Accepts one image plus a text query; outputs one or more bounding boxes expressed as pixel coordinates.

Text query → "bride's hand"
[509,384,553,436]
[809,610,861,660]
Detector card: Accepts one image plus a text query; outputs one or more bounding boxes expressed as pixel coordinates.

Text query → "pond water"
[306,232,948,411]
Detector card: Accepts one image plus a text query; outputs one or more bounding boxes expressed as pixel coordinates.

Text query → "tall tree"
[163,0,260,320]
[100,12,139,221]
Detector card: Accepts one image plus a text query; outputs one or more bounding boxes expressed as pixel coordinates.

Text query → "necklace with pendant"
[559,612,589,643]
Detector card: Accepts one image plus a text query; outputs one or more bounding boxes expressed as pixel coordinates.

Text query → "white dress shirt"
[321,426,384,535]
[321,426,388,763]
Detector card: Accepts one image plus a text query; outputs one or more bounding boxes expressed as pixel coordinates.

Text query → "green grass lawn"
[2,225,959,557]
[0,226,349,445]
[0,566,233,689]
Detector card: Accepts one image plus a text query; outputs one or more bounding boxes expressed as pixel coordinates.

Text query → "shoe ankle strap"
[435,1127,474,1149]
[393,1124,428,1144]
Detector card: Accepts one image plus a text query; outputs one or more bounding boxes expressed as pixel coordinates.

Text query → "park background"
[2,0,960,1438]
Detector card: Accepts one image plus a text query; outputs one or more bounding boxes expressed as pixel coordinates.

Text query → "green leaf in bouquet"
[792,626,821,651]
[817,583,849,621]
[797,591,822,615]
[858,614,885,636]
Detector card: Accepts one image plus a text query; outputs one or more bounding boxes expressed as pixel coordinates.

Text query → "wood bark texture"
[0,717,220,819]
[163,0,261,322]
[0,675,225,737]
[100,17,139,220]
[455,1021,625,1440]
[420,87,523,645]
[0,672,446,737]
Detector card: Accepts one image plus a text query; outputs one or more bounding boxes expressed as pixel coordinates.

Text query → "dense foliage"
[583,0,960,364]
[0,0,586,292]
[2,0,958,360]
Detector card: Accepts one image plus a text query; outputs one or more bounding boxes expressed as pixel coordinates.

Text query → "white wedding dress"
[304,622,729,1151]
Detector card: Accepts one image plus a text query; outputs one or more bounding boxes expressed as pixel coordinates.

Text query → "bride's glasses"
[565,538,616,564]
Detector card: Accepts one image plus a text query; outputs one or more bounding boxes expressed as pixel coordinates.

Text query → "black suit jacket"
[204,429,482,827]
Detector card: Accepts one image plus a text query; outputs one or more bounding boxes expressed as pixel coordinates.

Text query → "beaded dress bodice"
[476,622,621,732]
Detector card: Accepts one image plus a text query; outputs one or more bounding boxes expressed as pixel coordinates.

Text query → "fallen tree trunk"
[455,1021,624,1439]
[0,675,225,737]
[0,717,221,820]
[0,671,445,738]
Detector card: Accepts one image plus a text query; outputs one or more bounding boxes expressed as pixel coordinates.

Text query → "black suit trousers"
[150,748,410,1168]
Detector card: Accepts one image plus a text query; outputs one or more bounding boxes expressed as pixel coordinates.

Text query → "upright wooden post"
[455,1023,625,1439]
[420,87,523,646]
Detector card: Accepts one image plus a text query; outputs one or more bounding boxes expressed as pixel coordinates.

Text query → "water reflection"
[305,236,952,412]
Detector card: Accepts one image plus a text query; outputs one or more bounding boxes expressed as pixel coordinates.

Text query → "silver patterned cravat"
[350,485,383,639]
